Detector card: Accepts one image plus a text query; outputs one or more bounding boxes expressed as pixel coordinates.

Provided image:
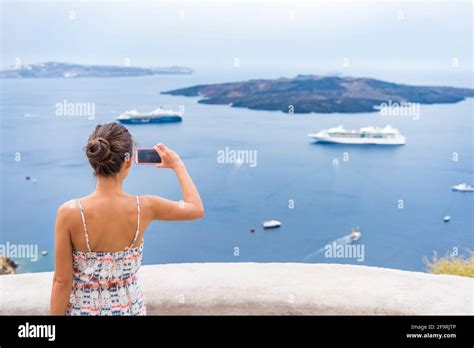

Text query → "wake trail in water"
[303,234,354,261]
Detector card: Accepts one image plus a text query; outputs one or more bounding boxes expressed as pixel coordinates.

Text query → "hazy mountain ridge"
[0,62,193,78]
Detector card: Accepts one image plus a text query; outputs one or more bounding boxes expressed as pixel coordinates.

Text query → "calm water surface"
[0,70,472,272]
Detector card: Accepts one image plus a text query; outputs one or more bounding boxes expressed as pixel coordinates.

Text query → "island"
[0,62,193,78]
[162,75,474,113]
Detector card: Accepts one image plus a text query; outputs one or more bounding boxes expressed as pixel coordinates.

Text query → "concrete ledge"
[0,263,472,315]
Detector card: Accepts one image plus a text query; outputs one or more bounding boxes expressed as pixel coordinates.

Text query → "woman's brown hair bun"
[86,137,112,164]
[85,123,134,177]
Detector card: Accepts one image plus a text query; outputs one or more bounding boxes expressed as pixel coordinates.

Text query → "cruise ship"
[308,125,405,145]
[117,107,182,124]
[452,183,474,192]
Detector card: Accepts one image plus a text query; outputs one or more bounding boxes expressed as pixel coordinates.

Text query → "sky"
[0,0,472,78]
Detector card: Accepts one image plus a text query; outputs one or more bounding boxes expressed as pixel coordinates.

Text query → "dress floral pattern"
[66,196,146,316]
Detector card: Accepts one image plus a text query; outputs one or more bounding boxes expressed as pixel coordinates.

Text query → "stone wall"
[0,263,472,315]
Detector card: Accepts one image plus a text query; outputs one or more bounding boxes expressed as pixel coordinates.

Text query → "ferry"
[117,107,182,124]
[308,125,405,145]
[451,183,474,192]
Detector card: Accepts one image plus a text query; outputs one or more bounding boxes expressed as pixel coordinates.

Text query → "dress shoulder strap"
[128,196,140,249]
[77,200,92,252]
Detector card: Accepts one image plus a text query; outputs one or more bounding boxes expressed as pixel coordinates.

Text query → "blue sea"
[1,69,473,273]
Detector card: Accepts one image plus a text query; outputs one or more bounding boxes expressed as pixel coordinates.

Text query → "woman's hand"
[146,143,204,221]
[154,143,183,170]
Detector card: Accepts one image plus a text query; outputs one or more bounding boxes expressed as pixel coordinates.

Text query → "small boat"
[262,220,282,229]
[443,216,451,222]
[41,250,48,256]
[350,229,362,242]
[25,176,38,183]
[452,183,474,192]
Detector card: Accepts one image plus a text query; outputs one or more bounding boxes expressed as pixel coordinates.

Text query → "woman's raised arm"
[143,144,204,221]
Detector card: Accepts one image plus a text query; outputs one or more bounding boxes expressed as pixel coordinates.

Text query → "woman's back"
[70,193,146,253]
[67,194,146,316]
[51,123,204,316]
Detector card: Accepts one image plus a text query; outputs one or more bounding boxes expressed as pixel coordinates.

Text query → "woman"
[50,122,204,315]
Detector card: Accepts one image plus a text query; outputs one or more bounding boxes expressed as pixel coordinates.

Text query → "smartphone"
[135,148,162,164]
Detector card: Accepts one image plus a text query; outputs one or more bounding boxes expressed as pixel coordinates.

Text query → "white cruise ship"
[117,107,182,124]
[452,183,474,192]
[308,125,405,145]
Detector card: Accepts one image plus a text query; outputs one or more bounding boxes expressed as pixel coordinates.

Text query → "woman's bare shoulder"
[136,195,167,216]
[56,199,80,218]
[137,195,151,209]
[138,194,166,205]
